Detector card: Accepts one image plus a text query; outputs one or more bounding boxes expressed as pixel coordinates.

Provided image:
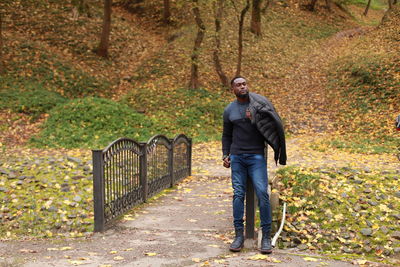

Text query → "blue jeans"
[230,154,271,233]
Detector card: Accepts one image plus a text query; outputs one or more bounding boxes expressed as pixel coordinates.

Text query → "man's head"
[231,76,249,100]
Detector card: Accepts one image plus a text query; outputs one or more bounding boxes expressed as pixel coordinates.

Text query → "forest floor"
[0,135,398,267]
[1,4,399,267]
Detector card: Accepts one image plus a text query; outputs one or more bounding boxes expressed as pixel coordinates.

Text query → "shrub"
[31,97,155,148]
[125,87,228,142]
[0,79,67,119]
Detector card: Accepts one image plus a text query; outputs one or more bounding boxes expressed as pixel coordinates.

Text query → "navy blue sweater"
[222,100,265,156]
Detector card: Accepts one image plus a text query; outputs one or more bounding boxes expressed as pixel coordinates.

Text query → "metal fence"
[92,134,192,232]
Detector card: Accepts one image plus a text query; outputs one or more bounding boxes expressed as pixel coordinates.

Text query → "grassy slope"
[1,2,400,263]
[0,0,397,152]
[316,6,400,154]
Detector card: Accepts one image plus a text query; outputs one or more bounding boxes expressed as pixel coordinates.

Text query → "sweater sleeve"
[222,108,233,156]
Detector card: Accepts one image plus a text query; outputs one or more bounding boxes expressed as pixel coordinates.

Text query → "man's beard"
[236,92,249,99]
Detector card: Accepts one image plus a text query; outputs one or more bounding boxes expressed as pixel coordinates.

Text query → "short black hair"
[230,76,246,86]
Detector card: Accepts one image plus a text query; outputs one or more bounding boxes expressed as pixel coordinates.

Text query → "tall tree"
[307,0,318,11]
[96,0,112,58]
[189,0,206,89]
[364,0,372,15]
[231,0,250,76]
[0,11,4,74]
[163,0,171,24]
[388,0,393,9]
[250,0,262,36]
[213,0,229,88]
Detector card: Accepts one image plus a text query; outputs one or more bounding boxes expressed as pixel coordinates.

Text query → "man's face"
[232,78,249,99]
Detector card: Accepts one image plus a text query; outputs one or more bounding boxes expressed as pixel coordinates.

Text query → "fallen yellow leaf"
[356,259,368,265]
[68,260,85,266]
[145,252,157,256]
[303,257,318,262]
[248,254,268,260]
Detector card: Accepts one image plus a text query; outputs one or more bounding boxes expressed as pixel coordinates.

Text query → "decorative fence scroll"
[93,134,192,232]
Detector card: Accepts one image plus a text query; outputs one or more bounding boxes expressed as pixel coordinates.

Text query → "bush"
[125,87,228,142]
[0,79,67,119]
[31,97,155,148]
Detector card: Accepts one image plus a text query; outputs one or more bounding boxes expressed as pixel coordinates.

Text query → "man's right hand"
[223,156,231,168]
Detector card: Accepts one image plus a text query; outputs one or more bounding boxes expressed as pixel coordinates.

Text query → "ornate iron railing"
[92,134,192,232]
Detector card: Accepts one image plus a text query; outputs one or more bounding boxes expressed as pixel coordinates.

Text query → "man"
[222,76,286,254]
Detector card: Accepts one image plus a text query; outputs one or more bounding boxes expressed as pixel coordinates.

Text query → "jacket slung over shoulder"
[248,92,287,165]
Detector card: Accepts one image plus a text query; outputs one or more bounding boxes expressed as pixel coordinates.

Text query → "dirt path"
[0,175,374,267]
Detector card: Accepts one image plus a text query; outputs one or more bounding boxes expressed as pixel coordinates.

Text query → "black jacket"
[248,92,287,165]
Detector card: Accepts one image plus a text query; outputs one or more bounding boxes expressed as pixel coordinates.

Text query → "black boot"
[229,228,244,252]
[260,230,272,254]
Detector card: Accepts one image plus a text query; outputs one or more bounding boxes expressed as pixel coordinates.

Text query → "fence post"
[140,143,148,203]
[188,138,192,176]
[92,149,105,232]
[245,178,256,239]
[169,139,174,187]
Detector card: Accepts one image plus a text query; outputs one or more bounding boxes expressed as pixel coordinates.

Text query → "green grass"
[123,87,229,142]
[31,97,156,149]
[340,0,387,10]
[0,78,67,119]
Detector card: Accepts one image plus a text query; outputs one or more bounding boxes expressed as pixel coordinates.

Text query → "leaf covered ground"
[0,0,399,265]
[0,149,92,239]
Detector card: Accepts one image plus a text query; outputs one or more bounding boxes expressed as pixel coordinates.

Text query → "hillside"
[0,0,398,152]
[1,1,400,264]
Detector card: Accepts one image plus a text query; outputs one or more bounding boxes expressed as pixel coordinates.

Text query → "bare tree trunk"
[96,0,112,58]
[236,0,250,76]
[364,0,372,15]
[261,0,271,14]
[0,12,4,74]
[250,0,262,36]
[189,0,205,90]
[163,0,171,24]
[388,0,393,9]
[307,0,318,11]
[213,0,229,89]
[394,0,397,5]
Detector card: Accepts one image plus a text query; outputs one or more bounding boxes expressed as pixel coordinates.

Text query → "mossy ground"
[0,150,93,239]
[276,166,400,264]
